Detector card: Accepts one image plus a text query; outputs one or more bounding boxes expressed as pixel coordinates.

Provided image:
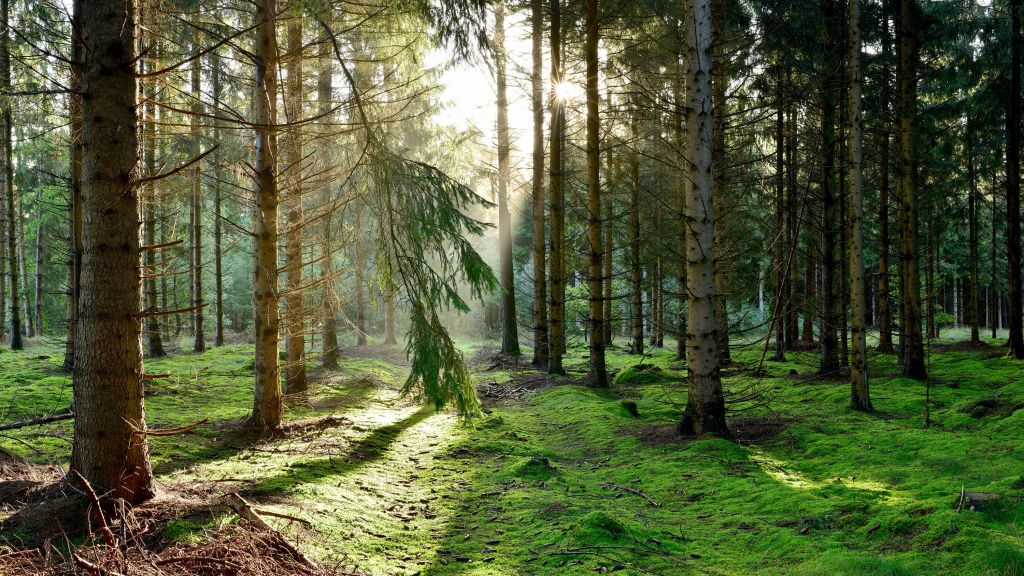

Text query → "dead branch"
[0,411,73,432]
[600,482,660,507]
[69,470,117,548]
[133,418,208,437]
[222,492,317,568]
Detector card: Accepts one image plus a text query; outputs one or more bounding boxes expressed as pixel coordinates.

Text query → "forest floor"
[1,329,1024,575]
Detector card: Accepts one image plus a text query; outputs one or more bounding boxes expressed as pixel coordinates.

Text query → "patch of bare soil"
[0,523,355,575]
[476,371,567,405]
[636,416,790,447]
[468,346,529,372]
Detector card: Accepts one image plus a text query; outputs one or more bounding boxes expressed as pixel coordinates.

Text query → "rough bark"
[674,32,687,362]
[318,14,339,368]
[818,0,840,377]
[679,0,728,438]
[848,0,871,411]
[190,30,205,354]
[1008,0,1023,358]
[0,0,20,350]
[585,0,607,387]
[283,15,305,391]
[212,48,224,347]
[968,127,980,344]
[896,0,926,378]
[143,33,165,357]
[530,0,548,367]
[70,0,154,503]
[547,0,565,374]
[250,0,283,429]
[496,3,520,357]
[628,113,643,355]
[773,60,786,362]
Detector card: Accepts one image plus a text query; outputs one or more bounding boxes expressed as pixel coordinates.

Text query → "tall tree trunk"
[19,195,31,337]
[63,12,82,367]
[679,0,728,437]
[603,70,614,348]
[628,111,643,355]
[547,0,565,374]
[384,295,397,345]
[968,129,980,344]
[32,187,42,335]
[992,171,999,340]
[318,13,339,368]
[674,31,687,362]
[711,7,730,366]
[284,15,305,391]
[818,1,840,377]
[530,0,548,367]
[585,0,607,386]
[897,0,926,378]
[496,3,520,357]
[212,48,224,347]
[250,0,283,429]
[877,81,893,351]
[70,0,154,502]
[191,31,205,353]
[773,60,786,362]
[0,0,20,350]
[143,32,165,358]
[785,64,799,348]
[1008,0,1023,358]
[848,0,871,411]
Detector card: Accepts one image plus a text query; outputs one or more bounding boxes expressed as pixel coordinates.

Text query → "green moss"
[573,511,627,542]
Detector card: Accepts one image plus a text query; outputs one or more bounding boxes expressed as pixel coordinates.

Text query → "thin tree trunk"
[897,0,926,377]
[674,30,687,362]
[384,295,397,345]
[877,121,893,350]
[70,0,154,502]
[355,208,366,346]
[143,31,165,358]
[496,3,520,357]
[250,0,283,429]
[32,187,42,335]
[629,112,643,355]
[283,15,305,391]
[818,1,840,377]
[679,0,728,437]
[64,25,81,366]
[191,31,205,353]
[212,48,224,347]
[992,171,999,340]
[773,59,786,362]
[711,9,730,365]
[848,0,871,410]
[547,0,565,374]
[1008,0,1023,358]
[968,129,980,343]
[530,0,548,367]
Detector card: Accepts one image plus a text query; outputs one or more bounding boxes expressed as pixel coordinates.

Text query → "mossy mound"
[573,511,628,542]
[511,456,558,480]
[613,364,666,386]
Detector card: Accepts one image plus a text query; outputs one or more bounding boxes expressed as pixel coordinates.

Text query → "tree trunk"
[355,208,367,346]
[32,187,42,335]
[629,112,643,355]
[496,3,520,357]
[679,0,728,438]
[283,15,305,391]
[674,31,687,362]
[897,0,926,378]
[848,0,871,411]
[773,59,786,362]
[384,295,397,345]
[584,0,607,386]
[530,0,548,367]
[968,129,980,344]
[1008,0,1023,358]
[711,9,730,366]
[191,31,205,354]
[818,1,840,377]
[785,63,799,349]
[318,14,339,368]
[0,0,20,350]
[992,172,999,340]
[250,0,283,429]
[70,0,154,503]
[877,120,893,350]
[63,11,82,368]
[547,0,565,374]
[143,31,165,358]
[212,48,224,347]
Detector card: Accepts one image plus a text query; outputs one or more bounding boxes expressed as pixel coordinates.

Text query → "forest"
[0,0,1022,573]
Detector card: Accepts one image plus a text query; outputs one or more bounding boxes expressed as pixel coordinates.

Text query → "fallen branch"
[69,470,117,548]
[601,482,660,507]
[0,411,74,432]
[72,552,127,576]
[223,492,317,568]
[155,555,242,569]
[956,484,966,514]
[256,508,313,527]
[133,418,209,437]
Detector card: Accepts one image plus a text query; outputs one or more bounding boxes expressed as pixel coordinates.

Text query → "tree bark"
[584,0,607,387]
[674,29,687,362]
[190,29,205,354]
[318,12,339,368]
[142,30,165,358]
[0,0,20,350]
[896,0,926,378]
[283,15,305,391]
[70,0,154,503]
[530,0,548,367]
[250,0,283,429]
[355,208,367,347]
[64,12,82,367]
[628,110,643,355]
[968,126,980,344]
[773,59,786,362]
[818,0,840,377]
[212,47,224,347]
[547,0,565,374]
[679,0,728,438]
[496,2,520,357]
[1008,0,1023,358]
[848,0,871,411]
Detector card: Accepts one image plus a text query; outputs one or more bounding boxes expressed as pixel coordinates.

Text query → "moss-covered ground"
[2,329,1024,575]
